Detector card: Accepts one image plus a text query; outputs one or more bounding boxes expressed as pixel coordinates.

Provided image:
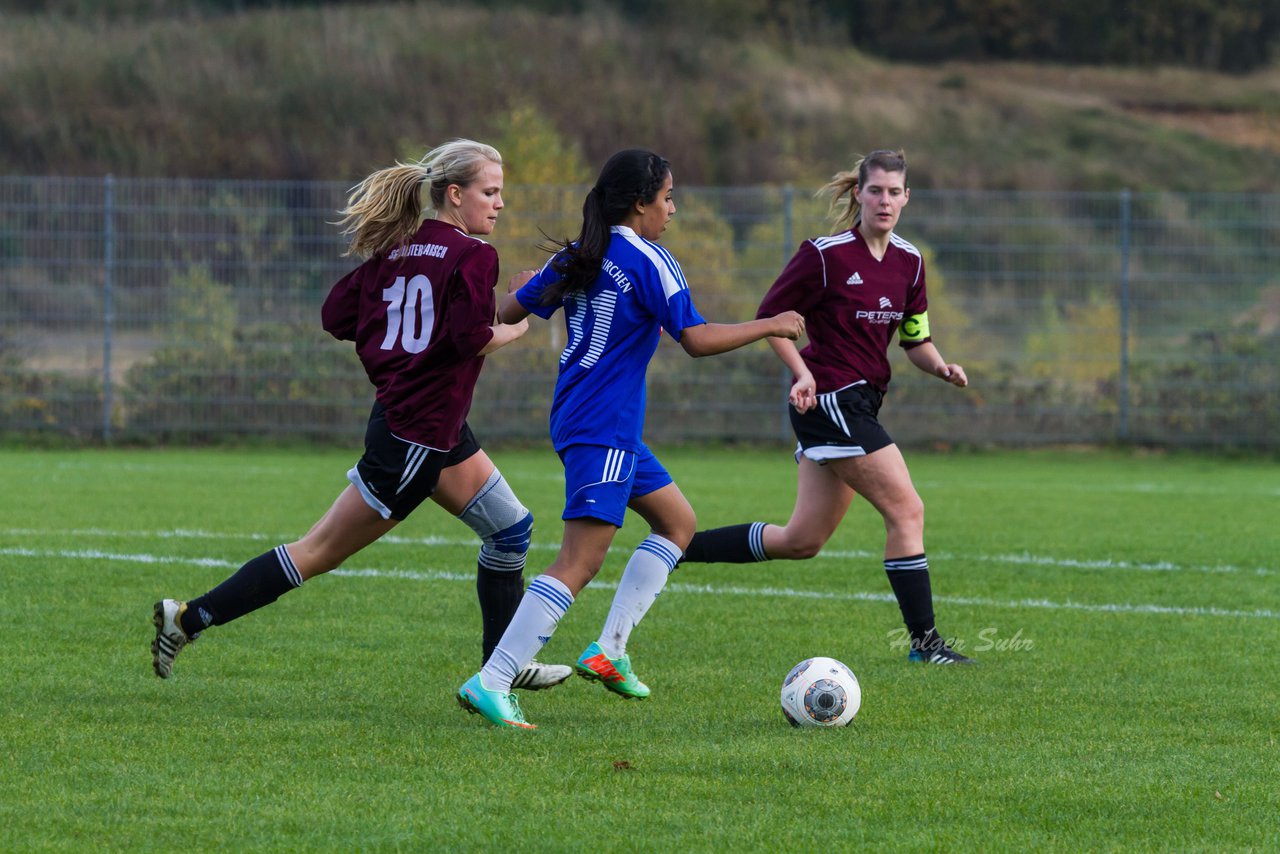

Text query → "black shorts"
[790,382,893,463]
[347,402,481,520]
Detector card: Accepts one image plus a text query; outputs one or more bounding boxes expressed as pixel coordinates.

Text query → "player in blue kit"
[150,140,571,690]
[458,149,806,728]
[680,150,976,665]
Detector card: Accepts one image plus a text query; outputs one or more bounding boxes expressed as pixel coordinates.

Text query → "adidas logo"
[879,296,893,309]
[845,272,864,285]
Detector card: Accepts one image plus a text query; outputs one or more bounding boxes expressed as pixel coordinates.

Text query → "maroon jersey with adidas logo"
[322,219,497,449]
[756,229,929,394]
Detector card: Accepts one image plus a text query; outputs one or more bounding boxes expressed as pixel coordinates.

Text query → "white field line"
[0,526,1273,578]
[2,544,1276,622]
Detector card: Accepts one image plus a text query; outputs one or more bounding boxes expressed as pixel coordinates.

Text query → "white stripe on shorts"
[398,443,429,495]
[604,448,629,483]
[797,443,868,463]
[818,391,851,436]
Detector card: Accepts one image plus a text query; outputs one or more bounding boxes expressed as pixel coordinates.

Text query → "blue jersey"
[516,225,706,452]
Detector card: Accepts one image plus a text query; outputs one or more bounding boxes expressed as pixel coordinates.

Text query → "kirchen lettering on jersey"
[601,259,634,293]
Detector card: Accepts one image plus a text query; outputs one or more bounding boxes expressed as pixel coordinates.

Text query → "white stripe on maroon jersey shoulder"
[888,233,921,257]
[812,231,858,251]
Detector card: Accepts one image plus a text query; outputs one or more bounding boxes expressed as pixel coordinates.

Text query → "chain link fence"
[2,176,1277,448]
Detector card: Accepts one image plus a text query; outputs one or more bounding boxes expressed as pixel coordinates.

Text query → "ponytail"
[540,149,670,306]
[336,163,430,258]
[336,139,502,258]
[541,186,611,305]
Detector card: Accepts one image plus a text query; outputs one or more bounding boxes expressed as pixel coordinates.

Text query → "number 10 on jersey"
[381,274,435,353]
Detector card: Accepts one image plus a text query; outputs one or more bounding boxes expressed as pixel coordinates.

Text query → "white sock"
[480,574,574,693]
[598,534,682,658]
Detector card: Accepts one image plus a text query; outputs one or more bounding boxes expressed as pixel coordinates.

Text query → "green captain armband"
[899,311,930,343]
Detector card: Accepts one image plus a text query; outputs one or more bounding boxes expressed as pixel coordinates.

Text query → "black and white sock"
[680,522,769,564]
[883,553,935,643]
[181,544,303,636]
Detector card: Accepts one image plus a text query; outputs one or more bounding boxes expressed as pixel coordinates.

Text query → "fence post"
[102,174,115,443]
[779,185,794,442]
[1118,188,1132,442]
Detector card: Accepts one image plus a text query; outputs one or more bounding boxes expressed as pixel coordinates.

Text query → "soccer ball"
[780,656,861,728]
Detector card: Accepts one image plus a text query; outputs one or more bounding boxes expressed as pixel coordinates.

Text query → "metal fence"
[2,176,1277,448]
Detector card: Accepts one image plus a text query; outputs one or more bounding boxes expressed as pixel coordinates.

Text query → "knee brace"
[458,470,533,572]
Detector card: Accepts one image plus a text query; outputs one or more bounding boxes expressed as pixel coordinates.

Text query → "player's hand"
[937,362,967,387]
[482,316,530,355]
[770,311,805,341]
[507,270,536,294]
[789,371,817,413]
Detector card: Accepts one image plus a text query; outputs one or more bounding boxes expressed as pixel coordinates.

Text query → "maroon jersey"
[322,219,497,449]
[757,229,929,394]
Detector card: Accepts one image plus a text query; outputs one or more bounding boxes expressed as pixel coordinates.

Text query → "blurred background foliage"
[1,0,1278,190]
[6,0,1279,73]
[1,1,1277,447]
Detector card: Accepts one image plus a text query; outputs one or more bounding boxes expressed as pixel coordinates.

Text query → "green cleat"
[457,673,536,729]
[574,641,650,699]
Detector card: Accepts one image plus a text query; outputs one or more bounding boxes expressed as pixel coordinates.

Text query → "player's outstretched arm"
[679,311,804,358]
[479,317,529,355]
[498,270,537,324]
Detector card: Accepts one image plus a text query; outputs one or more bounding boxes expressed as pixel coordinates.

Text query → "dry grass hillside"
[1,2,1278,190]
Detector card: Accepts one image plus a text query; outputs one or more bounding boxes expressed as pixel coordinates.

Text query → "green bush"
[121,320,367,443]
[1127,328,1280,444]
[0,357,104,440]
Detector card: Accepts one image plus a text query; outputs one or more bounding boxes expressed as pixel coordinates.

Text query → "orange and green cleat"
[574,641,650,699]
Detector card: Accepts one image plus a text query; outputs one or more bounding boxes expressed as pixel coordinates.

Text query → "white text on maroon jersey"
[856,310,904,324]
[388,243,449,261]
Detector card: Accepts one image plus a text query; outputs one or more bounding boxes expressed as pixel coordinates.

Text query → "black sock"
[477,566,524,665]
[681,522,769,564]
[182,545,303,635]
[884,553,935,643]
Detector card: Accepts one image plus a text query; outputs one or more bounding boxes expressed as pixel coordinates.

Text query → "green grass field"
[1,446,1277,851]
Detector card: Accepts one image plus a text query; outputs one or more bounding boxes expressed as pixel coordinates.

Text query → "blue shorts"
[558,444,673,527]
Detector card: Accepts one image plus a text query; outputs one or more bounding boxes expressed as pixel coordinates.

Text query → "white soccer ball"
[780,656,861,728]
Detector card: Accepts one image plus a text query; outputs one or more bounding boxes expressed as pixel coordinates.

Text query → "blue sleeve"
[634,244,705,341]
[662,290,706,340]
[515,260,562,320]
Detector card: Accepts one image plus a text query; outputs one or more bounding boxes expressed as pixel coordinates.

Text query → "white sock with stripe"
[598,534,682,658]
[480,574,574,693]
